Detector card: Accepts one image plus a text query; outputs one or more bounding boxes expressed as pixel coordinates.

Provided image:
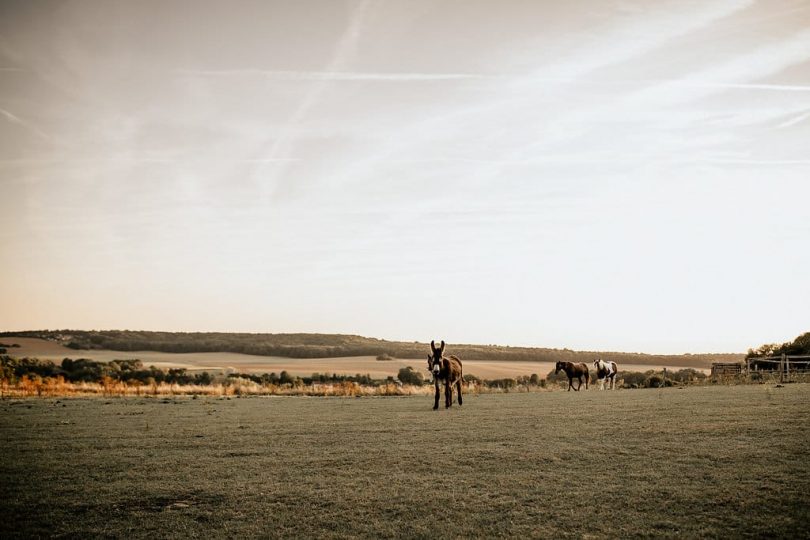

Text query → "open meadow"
[3,337,710,380]
[1,384,808,538]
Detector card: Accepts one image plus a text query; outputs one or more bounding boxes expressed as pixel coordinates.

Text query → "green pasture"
[1,385,808,538]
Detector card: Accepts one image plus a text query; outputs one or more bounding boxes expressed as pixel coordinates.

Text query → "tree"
[747,332,810,358]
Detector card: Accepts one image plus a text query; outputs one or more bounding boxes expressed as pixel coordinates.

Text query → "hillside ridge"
[0,330,742,368]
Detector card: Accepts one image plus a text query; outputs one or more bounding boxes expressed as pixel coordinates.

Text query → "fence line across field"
[749,355,810,363]
[745,353,810,383]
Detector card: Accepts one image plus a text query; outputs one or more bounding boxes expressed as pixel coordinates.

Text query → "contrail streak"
[0,107,52,141]
[257,0,375,197]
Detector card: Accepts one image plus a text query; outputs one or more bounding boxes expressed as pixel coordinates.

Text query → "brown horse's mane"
[557,361,588,371]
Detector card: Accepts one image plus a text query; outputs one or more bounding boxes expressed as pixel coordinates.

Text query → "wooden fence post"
[780,353,786,383]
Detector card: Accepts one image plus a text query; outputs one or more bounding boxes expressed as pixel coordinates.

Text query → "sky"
[1,0,808,353]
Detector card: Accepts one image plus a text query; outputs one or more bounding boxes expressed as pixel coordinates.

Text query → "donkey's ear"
[430,340,436,353]
[440,340,445,353]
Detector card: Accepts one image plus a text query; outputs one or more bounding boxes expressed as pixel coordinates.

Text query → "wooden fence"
[746,354,810,382]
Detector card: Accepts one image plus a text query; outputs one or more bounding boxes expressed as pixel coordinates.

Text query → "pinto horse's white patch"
[593,358,618,390]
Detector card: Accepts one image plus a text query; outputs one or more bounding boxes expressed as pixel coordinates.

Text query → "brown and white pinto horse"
[555,361,590,391]
[427,340,463,410]
[593,358,618,390]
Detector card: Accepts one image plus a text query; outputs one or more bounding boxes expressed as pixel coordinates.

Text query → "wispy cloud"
[668,81,810,92]
[176,69,486,81]
[0,157,302,167]
[776,110,810,128]
[699,158,810,165]
[302,0,766,191]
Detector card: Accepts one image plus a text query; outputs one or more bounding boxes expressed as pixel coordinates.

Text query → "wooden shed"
[710,363,742,376]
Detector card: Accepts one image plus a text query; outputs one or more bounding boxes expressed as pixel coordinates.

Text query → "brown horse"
[427,340,463,410]
[555,361,590,391]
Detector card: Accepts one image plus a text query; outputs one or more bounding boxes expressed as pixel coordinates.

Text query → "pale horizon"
[1,1,809,355]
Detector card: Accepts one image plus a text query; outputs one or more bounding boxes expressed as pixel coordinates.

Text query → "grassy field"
[1,385,808,538]
[3,337,709,379]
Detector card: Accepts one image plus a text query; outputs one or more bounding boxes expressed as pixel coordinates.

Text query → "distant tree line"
[0,355,392,389]
[0,330,742,368]
[229,371,377,387]
[0,353,719,395]
[0,356,214,386]
[746,332,810,358]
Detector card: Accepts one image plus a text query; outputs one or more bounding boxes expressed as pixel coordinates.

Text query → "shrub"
[397,366,424,386]
[463,374,481,385]
[645,374,665,388]
[620,371,648,388]
[487,378,517,390]
[545,368,567,383]
[669,368,706,384]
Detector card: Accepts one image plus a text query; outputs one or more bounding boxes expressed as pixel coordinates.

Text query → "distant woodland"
[746,332,810,358]
[0,330,743,368]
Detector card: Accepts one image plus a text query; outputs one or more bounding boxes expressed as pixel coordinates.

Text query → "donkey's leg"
[445,380,453,408]
[567,377,572,391]
[574,376,581,391]
[456,379,463,406]
[433,382,440,410]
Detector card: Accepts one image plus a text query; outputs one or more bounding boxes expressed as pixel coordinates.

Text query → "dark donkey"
[427,340,463,410]
[555,361,590,391]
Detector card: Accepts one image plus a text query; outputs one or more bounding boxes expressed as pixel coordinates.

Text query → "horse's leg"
[445,379,452,408]
[574,376,581,391]
[456,379,463,406]
[567,377,572,391]
[433,381,440,410]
